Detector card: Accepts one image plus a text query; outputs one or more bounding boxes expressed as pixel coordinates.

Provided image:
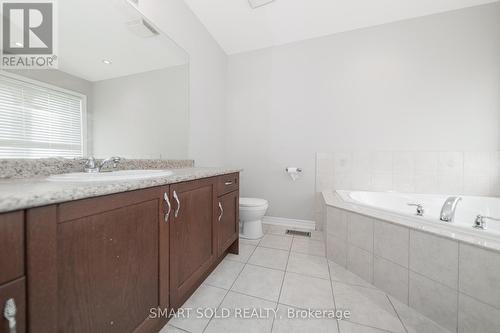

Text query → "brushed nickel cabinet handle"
[224,181,233,186]
[163,192,171,222]
[3,298,17,333]
[173,190,180,218]
[218,202,224,222]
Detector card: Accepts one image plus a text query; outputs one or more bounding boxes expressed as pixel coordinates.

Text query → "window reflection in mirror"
[0,0,189,160]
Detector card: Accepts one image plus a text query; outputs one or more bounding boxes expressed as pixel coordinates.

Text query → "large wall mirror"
[0,0,189,159]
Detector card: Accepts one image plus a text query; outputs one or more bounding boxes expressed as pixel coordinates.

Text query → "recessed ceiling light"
[248,0,275,9]
[102,59,112,65]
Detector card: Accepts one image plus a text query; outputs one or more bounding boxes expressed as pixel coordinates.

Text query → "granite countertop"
[0,167,241,213]
[322,190,500,253]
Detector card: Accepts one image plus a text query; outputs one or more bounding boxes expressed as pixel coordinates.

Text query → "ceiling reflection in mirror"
[0,0,189,160]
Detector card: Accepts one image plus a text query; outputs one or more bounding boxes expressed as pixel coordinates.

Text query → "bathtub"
[323,191,500,331]
[335,190,500,241]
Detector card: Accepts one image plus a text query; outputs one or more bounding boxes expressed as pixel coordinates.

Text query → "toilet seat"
[240,197,268,207]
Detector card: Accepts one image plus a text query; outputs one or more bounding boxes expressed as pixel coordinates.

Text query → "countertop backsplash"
[0,158,195,179]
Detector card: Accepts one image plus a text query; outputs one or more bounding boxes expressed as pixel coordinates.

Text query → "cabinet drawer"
[0,278,26,333]
[217,173,239,196]
[0,211,24,285]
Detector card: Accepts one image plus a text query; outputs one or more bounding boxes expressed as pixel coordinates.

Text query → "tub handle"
[474,215,500,230]
[407,203,424,216]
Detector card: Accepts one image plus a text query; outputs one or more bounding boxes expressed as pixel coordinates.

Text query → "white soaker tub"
[336,190,500,237]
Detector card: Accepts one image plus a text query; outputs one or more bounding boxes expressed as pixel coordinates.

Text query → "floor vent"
[286,230,311,237]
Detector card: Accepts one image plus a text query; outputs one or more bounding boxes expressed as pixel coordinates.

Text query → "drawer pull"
[218,202,224,222]
[173,190,180,218]
[163,192,171,222]
[3,298,17,333]
[224,181,233,186]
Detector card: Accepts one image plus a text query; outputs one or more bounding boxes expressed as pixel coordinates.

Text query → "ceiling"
[59,0,187,82]
[183,0,500,54]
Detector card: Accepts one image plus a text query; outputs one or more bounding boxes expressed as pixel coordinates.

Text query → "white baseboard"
[262,216,316,230]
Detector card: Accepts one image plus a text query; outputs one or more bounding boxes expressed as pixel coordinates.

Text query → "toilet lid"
[240,197,268,207]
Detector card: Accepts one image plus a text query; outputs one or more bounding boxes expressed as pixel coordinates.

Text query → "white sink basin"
[47,169,174,182]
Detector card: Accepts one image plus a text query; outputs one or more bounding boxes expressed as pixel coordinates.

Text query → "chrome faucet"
[440,196,462,223]
[84,156,121,173]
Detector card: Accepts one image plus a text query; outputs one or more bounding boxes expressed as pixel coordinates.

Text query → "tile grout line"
[331,279,385,292]
[201,246,258,333]
[457,290,500,312]
[327,256,341,333]
[386,294,409,333]
[247,261,330,280]
[243,249,330,280]
[330,277,378,290]
[270,241,293,333]
[371,219,375,285]
[456,244,460,333]
[344,320,400,333]
[255,243,327,258]
[408,270,457,292]
[165,324,191,333]
[224,289,280,306]
[407,228,410,309]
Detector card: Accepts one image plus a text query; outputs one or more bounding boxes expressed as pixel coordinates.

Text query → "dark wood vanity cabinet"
[0,172,239,333]
[27,187,170,333]
[168,178,218,309]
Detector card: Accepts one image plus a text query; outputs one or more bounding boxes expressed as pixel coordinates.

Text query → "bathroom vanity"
[0,170,240,333]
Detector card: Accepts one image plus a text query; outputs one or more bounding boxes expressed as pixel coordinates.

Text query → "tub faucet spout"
[440,196,462,223]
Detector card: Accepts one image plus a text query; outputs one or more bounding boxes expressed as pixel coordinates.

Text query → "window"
[0,73,86,158]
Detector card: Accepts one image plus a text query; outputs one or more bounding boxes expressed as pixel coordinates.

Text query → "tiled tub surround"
[0,158,195,179]
[317,151,500,196]
[0,166,241,213]
[324,192,500,333]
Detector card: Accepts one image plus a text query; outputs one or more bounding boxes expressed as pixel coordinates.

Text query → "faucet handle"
[109,156,121,168]
[408,203,424,216]
[85,156,96,166]
[99,156,121,169]
[474,215,500,230]
[84,157,99,173]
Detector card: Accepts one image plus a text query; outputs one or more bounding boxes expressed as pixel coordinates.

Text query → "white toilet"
[239,197,268,240]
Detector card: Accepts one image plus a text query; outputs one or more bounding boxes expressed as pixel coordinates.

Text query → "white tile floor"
[160,225,451,333]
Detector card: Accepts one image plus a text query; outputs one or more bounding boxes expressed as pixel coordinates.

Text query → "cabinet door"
[27,186,169,333]
[169,178,217,308]
[217,191,239,255]
[0,211,24,286]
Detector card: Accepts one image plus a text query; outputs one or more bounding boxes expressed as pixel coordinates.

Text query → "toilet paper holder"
[285,167,303,181]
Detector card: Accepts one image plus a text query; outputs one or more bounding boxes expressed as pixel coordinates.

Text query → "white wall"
[139,0,228,166]
[91,66,189,159]
[225,3,500,221]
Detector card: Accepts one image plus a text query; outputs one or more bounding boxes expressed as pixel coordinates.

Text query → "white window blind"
[0,74,85,158]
